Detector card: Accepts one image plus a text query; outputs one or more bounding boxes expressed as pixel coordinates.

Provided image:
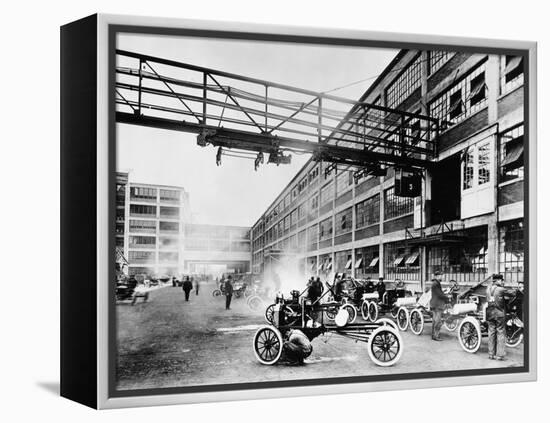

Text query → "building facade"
[183,224,251,275]
[116,172,252,277]
[116,172,191,277]
[251,50,525,291]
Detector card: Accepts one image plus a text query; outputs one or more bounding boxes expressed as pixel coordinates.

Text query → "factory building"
[116,172,251,278]
[250,49,525,291]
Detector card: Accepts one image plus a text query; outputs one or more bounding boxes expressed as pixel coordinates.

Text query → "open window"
[449,90,463,120]
[469,72,486,106]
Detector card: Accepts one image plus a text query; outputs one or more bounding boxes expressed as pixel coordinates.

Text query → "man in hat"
[375,276,386,301]
[224,275,234,310]
[430,272,449,341]
[486,274,513,360]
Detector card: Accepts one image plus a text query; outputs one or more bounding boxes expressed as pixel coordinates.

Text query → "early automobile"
[254,287,403,367]
[116,276,149,305]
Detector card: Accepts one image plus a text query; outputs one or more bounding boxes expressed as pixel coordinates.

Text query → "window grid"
[386,54,422,108]
[131,187,157,201]
[320,182,334,206]
[499,220,524,284]
[159,189,179,202]
[355,246,379,279]
[356,194,380,228]
[429,60,488,126]
[478,142,491,185]
[129,219,157,234]
[500,124,524,182]
[428,51,454,75]
[129,204,157,216]
[335,207,353,235]
[500,55,524,94]
[384,187,414,220]
[319,217,333,241]
[384,242,420,281]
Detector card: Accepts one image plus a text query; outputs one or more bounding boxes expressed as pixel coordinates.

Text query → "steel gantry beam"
[115,49,440,171]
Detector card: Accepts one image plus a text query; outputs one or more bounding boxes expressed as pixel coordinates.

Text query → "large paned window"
[499,219,524,284]
[131,187,157,201]
[129,219,156,234]
[428,51,454,75]
[320,182,334,206]
[335,207,353,235]
[130,204,156,217]
[384,242,420,281]
[356,194,380,228]
[355,246,379,279]
[384,187,414,220]
[427,227,488,282]
[386,54,422,108]
[319,217,333,241]
[500,55,524,94]
[461,140,493,191]
[500,124,524,182]
[429,60,488,126]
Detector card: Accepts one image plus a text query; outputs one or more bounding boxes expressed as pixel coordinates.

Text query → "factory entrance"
[429,154,461,225]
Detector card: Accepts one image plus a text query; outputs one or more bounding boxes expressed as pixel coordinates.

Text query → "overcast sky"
[116,33,398,226]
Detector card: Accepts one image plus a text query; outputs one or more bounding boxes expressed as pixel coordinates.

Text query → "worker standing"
[225,275,234,310]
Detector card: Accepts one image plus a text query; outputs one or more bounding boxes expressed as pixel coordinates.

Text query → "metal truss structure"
[115,50,440,174]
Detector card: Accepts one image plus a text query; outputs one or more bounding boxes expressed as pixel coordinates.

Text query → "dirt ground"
[116,282,524,391]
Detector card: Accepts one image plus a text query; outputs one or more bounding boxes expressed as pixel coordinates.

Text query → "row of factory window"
[130,187,180,202]
[385,51,523,114]
[256,187,414,248]
[293,221,524,284]
[128,235,179,249]
[129,204,180,218]
[128,220,179,234]
[184,238,251,252]
[128,251,179,263]
[185,225,250,240]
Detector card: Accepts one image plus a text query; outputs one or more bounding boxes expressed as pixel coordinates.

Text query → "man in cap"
[224,275,234,310]
[486,274,513,360]
[430,272,449,341]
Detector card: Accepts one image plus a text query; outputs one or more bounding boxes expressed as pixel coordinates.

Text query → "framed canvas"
[60,13,537,409]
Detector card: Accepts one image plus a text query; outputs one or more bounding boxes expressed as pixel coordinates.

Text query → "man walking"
[430,274,449,341]
[224,275,234,310]
[182,276,193,301]
[194,277,200,296]
[486,274,511,360]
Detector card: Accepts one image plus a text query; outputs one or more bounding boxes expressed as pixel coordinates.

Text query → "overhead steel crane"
[115,49,440,177]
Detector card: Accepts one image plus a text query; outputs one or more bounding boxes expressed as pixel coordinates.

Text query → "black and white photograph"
[112,29,528,394]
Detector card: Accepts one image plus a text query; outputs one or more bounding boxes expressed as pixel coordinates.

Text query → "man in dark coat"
[486,274,514,360]
[224,275,234,310]
[375,276,386,301]
[430,275,449,341]
[307,276,324,305]
[182,276,193,301]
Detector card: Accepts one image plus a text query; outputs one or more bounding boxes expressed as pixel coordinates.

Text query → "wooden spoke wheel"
[367,326,403,366]
[457,316,482,353]
[342,304,357,324]
[409,308,424,335]
[396,306,409,331]
[443,317,459,332]
[264,303,276,324]
[325,305,339,321]
[253,326,283,365]
[361,301,370,321]
[368,301,379,322]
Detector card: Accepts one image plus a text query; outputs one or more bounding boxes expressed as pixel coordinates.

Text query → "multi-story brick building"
[116,172,251,277]
[116,172,191,276]
[250,49,525,291]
